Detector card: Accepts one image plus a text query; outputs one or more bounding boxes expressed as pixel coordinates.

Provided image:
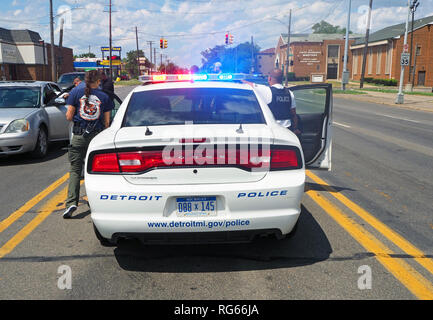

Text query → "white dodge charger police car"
[85,74,332,245]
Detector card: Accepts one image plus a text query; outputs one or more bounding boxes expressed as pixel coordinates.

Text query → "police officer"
[63,70,114,218]
[250,69,300,135]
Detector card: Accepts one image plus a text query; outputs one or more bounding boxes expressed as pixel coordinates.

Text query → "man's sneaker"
[63,205,77,219]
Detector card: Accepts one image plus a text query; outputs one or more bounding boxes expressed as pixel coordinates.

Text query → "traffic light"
[225,33,229,45]
[229,34,234,44]
[163,39,168,49]
[160,38,163,49]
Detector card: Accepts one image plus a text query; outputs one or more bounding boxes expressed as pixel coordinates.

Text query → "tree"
[200,42,260,73]
[74,52,96,59]
[312,20,352,34]
[124,50,152,78]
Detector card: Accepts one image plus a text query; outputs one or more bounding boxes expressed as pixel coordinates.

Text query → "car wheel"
[30,127,48,158]
[93,224,115,247]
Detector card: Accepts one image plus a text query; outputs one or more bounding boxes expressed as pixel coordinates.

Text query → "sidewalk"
[333,90,433,113]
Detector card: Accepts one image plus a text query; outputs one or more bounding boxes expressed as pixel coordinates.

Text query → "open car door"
[289,84,332,170]
[110,93,122,123]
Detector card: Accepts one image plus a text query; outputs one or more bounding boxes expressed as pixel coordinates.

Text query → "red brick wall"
[351,25,433,87]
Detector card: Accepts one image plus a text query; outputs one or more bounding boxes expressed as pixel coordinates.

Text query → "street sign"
[403,44,409,53]
[101,46,121,52]
[99,60,121,66]
[400,52,410,66]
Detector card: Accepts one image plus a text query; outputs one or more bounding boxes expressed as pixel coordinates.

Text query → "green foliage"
[364,77,398,86]
[74,52,96,59]
[124,50,152,78]
[200,42,261,73]
[312,20,352,34]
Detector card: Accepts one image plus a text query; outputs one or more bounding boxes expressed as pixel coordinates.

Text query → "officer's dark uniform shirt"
[66,86,114,130]
[255,84,296,127]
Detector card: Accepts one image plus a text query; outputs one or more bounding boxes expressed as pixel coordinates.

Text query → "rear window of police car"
[123,88,265,127]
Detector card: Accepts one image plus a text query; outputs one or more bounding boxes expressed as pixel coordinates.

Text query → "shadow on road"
[113,204,333,273]
[305,182,355,193]
[0,142,68,167]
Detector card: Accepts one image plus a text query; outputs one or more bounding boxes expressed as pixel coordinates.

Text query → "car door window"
[110,94,123,122]
[289,84,332,169]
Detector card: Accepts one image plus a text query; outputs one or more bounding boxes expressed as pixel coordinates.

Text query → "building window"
[385,43,391,75]
[353,51,358,75]
[416,45,421,56]
[376,48,382,74]
[368,48,373,75]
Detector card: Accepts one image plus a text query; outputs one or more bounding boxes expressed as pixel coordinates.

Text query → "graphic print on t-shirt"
[79,95,102,121]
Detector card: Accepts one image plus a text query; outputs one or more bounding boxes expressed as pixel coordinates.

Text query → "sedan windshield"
[58,73,85,84]
[123,88,265,127]
[0,87,41,108]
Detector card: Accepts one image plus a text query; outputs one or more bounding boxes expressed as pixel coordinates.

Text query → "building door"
[417,71,426,86]
[327,45,340,80]
[9,65,17,80]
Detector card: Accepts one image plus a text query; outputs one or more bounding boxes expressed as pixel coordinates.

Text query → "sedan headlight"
[5,119,30,133]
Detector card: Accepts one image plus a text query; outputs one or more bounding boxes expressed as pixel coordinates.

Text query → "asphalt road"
[0,86,432,300]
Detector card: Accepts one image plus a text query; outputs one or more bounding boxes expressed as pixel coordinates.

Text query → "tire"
[30,127,48,158]
[93,224,115,247]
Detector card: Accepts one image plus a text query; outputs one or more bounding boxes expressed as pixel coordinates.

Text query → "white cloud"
[1,0,432,68]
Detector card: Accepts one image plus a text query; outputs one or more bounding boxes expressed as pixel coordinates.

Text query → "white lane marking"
[334,122,351,128]
[375,113,421,123]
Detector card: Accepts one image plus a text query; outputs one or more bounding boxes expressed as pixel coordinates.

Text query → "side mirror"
[53,97,66,106]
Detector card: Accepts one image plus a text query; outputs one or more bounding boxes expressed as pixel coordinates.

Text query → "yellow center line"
[0,173,69,233]
[306,170,433,277]
[307,189,433,300]
[0,181,83,259]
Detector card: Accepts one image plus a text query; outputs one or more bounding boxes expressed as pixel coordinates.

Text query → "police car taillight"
[91,153,120,173]
[270,148,300,169]
[90,146,301,174]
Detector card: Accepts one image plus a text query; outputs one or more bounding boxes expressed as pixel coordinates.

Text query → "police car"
[84,73,332,245]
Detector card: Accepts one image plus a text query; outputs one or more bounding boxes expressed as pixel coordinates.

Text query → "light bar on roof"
[138,73,261,83]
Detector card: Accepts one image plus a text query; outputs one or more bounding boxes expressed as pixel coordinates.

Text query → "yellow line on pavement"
[307,189,433,300]
[306,170,433,277]
[0,186,68,259]
[0,173,69,233]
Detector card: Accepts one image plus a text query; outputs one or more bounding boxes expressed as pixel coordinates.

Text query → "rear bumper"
[111,229,284,244]
[86,170,305,240]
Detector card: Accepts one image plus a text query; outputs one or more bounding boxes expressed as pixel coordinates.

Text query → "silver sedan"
[0,81,70,158]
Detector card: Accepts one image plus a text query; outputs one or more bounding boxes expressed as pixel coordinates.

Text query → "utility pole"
[396,0,411,104]
[284,9,292,87]
[57,18,64,79]
[135,26,140,77]
[49,0,56,81]
[408,0,419,90]
[147,41,154,72]
[359,0,373,89]
[154,48,157,72]
[250,36,254,74]
[109,0,113,79]
[341,0,352,91]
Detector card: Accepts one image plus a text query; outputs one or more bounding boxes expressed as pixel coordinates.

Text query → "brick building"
[256,48,276,76]
[275,33,360,80]
[351,15,433,87]
[0,27,73,81]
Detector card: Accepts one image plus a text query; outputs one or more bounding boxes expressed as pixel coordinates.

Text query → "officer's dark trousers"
[65,131,99,209]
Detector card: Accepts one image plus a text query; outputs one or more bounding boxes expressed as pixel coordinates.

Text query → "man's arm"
[103,111,111,128]
[66,105,76,122]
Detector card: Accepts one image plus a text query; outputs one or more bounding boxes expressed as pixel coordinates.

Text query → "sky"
[1,0,433,68]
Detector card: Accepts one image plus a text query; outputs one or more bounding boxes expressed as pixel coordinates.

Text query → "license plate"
[176,197,217,217]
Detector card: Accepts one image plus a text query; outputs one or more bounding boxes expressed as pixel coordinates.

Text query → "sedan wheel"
[30,128,48,158]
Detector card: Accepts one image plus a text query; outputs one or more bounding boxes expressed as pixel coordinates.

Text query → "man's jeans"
[65,132,98,208]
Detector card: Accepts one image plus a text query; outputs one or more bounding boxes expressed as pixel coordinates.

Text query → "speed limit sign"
[400,52,410,66]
